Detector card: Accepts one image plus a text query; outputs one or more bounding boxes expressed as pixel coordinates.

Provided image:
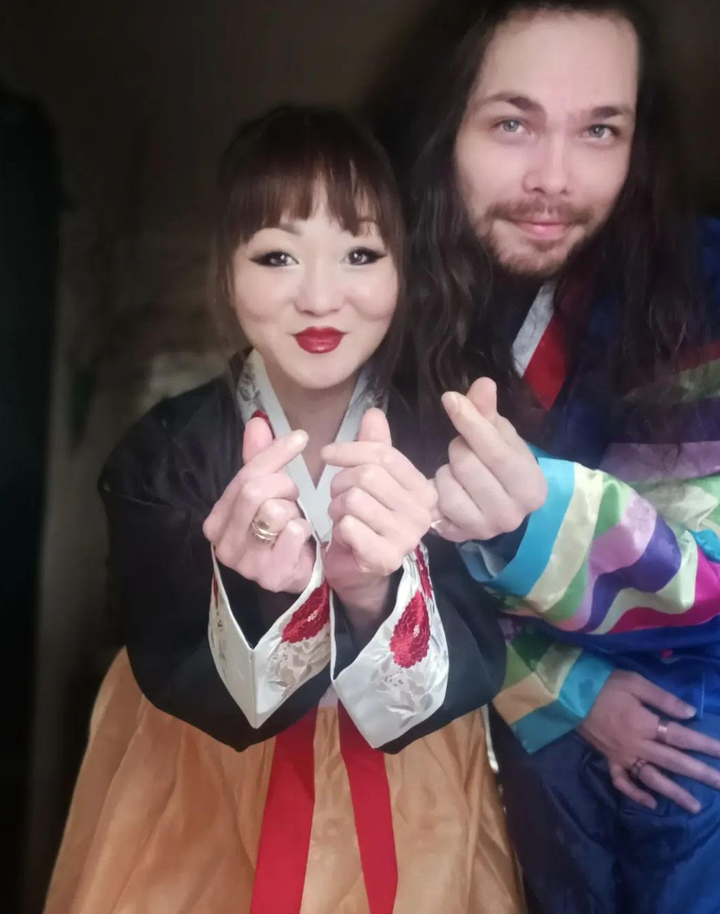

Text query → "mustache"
[486,199,594,225]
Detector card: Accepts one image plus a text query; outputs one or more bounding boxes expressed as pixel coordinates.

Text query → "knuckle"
[359,464,379,488]
[497,506,524,533]
[523,485,547,513]
[214,543,233,567]
[239,480,262,504]
[379,447,395,469]
[346,487,365,512]
[263,577,283,594]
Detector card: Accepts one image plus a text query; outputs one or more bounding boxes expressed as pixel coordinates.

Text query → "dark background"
[1,1,718,911]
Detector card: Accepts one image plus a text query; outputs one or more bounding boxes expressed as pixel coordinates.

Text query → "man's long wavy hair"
[402,0,707,444]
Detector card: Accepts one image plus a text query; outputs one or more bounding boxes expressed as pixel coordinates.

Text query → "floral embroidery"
[389,590,431,668]
[414,546,432,600]
[281,583,330,643]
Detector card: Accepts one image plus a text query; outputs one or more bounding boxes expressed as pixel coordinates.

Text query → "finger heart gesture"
[320,408,437,613]
[433,377,547,543]
[202,416,315,595]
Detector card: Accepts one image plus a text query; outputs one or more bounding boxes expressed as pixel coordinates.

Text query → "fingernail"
[691,801,702,814]
[681,704,697,718]
[442,392,461,415]
[291,430,308,448]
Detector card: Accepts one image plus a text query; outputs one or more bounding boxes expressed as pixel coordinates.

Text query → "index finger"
[234,429,308,486]
[218,430,307,508]
[442,391,517,476]
[321,441,428,491]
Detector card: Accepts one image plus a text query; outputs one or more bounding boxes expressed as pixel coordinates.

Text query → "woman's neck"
[265,365,359,485]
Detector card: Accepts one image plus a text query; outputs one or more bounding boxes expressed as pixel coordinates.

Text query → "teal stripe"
[692,528,720,563]
[509,652,614,753]
[460,456,575,597]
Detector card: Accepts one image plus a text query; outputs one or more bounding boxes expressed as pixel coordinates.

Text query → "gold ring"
[250,517,279,545]
[656,719,670,744]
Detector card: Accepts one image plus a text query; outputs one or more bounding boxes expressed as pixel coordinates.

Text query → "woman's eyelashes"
[345,246,387,265]
[250,246,387,268]
[250,250,297,267]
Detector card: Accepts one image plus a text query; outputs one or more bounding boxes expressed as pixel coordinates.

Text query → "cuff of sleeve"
[503,651,613,753]
[459,456,575,596]
[208,543,330,728]
[331,544,449,748]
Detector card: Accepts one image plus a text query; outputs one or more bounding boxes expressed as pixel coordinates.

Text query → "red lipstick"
[293,327,345,353]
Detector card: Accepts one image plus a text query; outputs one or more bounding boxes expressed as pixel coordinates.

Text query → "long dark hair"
[401,0,706,441]
[212,104,406,394]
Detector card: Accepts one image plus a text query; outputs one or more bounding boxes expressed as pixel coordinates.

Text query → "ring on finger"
[656,719,670,744]
[250,515,279,545]
[630,758,648,780]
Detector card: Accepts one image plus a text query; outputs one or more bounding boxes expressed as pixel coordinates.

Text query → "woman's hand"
[433,378,546,542]
[203,416,315,594]
[321,409,437,635]
[578,670,720,812]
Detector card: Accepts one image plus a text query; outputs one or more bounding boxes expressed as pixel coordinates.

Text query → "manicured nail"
[681,704,697,718]
[291,430,308,448]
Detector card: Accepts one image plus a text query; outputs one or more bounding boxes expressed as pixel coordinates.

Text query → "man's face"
[454,10,638,280]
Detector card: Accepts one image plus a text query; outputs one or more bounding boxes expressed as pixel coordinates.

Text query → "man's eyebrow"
[470,92,544,114]
[469,94,636,123]
[587,104,636,121]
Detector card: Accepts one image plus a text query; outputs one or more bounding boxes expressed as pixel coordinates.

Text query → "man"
[404,1,720,911]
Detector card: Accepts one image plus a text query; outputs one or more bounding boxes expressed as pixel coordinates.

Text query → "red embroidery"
[281,583,330,643]
[251,409,269,423]
[389,591,430,668]
[414,547,432,600]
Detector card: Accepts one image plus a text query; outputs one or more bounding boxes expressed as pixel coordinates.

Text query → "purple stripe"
[602,441,720,483]
[580,515,682,633]
[556,491,657,632]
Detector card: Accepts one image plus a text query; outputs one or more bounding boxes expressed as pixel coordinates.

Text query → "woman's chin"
[288,363,360,393]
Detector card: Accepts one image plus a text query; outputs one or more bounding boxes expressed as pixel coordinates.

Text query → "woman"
[43,106,523,914]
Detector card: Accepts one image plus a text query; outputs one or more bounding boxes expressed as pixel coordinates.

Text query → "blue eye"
[346,247,385,265]
[251,251,296,267]
[499,119,522,133]
[585,125,616,140]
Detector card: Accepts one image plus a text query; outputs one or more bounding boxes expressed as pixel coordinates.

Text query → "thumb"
[466,377,498,424]
[357,407,392,445]
[631,676,696,720]
[242,415,275,464]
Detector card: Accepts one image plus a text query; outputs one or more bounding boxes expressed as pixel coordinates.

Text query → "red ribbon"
[338,704,398,914]
[250,708,318,914]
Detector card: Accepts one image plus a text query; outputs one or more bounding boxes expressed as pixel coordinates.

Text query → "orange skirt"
[43,651,523,914]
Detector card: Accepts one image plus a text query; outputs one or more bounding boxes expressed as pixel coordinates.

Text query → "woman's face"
[231,201,398,394]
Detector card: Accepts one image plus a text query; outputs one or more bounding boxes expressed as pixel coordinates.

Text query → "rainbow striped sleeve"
[461,454,720,638]
[493,625,613,752]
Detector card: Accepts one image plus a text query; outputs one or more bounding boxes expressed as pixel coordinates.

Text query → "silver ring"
[630,758,648,780]
[656,719,670,744]
[250,516,279,545]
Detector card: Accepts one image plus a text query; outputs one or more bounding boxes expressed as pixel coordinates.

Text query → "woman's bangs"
[228,148,394,250]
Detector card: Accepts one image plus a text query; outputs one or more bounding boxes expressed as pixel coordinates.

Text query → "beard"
[472,197,602,281]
